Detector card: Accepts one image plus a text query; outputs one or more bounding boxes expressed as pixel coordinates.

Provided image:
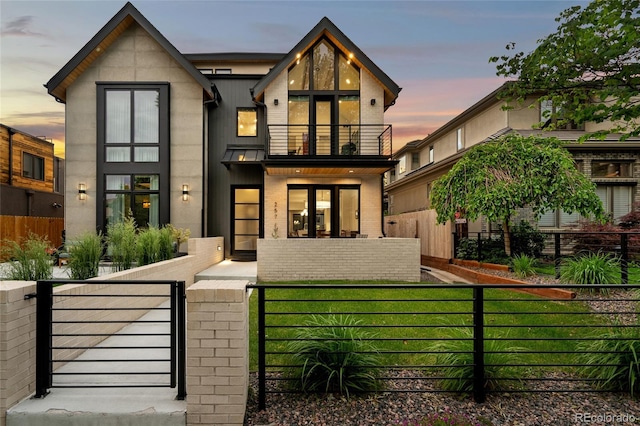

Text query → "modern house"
[0,124,65,248]
[384,83,640,257]
[46,2,401,261]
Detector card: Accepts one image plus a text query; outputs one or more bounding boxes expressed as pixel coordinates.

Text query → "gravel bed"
[244,269,640,425]
[244,371,640,425]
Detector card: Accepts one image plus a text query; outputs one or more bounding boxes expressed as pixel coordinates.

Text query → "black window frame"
[22,152,45,181]
[96,82,170,234]
[287,184,360,238]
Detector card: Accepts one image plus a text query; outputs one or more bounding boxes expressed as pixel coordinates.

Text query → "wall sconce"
[217,245,222,251]
[370,99,376,106]
[182,184,189,201]
[274,99,279,106]
[78,183,87,200]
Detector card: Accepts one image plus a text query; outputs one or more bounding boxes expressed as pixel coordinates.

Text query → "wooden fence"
[0,216,65,255]
[384,210,452,259]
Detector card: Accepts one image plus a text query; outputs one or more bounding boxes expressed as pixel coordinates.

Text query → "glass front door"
[232,187,261,260]
[314,97,333,155]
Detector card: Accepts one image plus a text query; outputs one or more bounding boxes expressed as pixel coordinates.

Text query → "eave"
[263,158,397,176]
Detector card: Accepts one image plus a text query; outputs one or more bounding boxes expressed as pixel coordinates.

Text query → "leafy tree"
[490,0,640,141]
[430,134,605,255]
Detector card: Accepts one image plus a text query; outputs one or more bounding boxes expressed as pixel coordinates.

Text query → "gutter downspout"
[8,127,15,185]
[252,92,268,244]
[381,175,386,237]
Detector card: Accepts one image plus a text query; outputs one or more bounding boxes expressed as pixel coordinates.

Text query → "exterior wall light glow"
[78,183,87,200]
[182,184,189,201]
[274,98,279,106]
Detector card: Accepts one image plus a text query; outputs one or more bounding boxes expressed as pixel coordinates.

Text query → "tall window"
[456,128,464,151]
[97,83,169,232]
[287,185,360,238]
[429,146,434,164]
[287,37,360,156]
[23,152,44,180]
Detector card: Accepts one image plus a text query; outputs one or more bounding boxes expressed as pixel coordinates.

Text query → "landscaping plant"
[286,314,382,398]
[158,226,175,261]
[576,325,640,397]
[106,217,137,271]
[432,327,525,392]
[511,254,536,279]
[509,220,546,258]
[0,233,53,280]
[560,252,620,293]
[67,232,103,280]
[136,226,161,266]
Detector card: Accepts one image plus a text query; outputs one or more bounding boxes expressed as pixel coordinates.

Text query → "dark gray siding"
[206,77,264,257]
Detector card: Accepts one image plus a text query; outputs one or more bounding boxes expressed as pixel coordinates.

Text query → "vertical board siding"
[384,210,452,259]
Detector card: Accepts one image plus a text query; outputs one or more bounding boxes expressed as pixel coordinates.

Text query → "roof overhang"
[45,2,213,102]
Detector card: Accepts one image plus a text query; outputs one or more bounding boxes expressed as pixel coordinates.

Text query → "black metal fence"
[453,231,640,284]
[33,280,186,399]
[247,283,640,410]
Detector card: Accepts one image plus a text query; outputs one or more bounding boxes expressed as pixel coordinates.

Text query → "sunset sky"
[0,0,588,157]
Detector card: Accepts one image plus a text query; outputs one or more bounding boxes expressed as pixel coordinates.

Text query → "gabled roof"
[251,17,401,109]
[45,2,214,102]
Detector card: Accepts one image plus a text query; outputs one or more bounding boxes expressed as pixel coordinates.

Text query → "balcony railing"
[267,124,392,158]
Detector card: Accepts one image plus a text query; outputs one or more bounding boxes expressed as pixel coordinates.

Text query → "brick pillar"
[186,280,249,426]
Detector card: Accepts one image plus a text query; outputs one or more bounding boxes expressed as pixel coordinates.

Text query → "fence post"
[477,232,482,261]
[177,280,186,400]
[554,233,561,280]
[35,281,53,398]
[472,286,486,403]
[452,232,459,259]
[258,286,266,411]
[620,233,628,285]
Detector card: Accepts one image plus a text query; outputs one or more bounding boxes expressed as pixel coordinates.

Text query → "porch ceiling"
[264,165,393,175]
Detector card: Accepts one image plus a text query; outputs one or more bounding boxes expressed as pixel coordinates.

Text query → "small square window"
[429,146,434,164]
[23,152,45,181]
[237,108,257,137]
[215,68,232,74]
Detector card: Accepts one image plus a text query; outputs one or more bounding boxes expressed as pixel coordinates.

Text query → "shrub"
[511,254,536,279]
[576,326,640,397]
[560,252,620,292]
[67,232,103,280]
[432,327,524,392]
[456,238,478,260]
[286,314,381,398]
[0,233,53,280]
[165,224,191,253]
[158,226,175,261]
[510,220,546,258]
[137,227,161,266]
[106,217,137,271]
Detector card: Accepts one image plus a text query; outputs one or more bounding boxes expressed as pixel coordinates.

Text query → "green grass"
[248,283,603,373]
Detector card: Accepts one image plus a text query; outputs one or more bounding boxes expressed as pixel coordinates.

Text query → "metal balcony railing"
[267,124,392,158]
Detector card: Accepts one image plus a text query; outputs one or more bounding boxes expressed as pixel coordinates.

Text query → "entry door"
[232,187,261,260]
[314,97,333,155]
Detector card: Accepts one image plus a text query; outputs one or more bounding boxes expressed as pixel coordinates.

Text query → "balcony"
[266,124,393,159]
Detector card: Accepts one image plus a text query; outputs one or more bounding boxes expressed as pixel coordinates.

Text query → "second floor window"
[23,152,44,180]
[429,146,434,164]
[592,161,633,178]
[237,108,257,137]
[456,128,464,151]
[105,89,160,162]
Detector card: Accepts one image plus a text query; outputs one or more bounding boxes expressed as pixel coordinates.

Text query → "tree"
[490,0,640,141]
[430,134,605,256]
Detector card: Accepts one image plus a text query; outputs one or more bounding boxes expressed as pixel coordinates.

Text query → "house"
[46,2,401,261]
[384,83,640,258]
[0,124,65,248]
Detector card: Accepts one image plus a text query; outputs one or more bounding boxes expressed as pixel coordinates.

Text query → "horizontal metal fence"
[453,231,640,284]
[34,280,186,399]
[247,283,640,410]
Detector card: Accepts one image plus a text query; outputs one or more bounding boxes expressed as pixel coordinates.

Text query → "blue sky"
[0,0,588,156]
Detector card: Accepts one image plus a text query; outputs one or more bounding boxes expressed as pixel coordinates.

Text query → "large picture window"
[287,185,360,238]
[237,108,257,137]
[97,83,169,233]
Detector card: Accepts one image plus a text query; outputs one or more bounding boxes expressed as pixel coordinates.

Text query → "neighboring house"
[385,83,640,238]
[46,2,400,260]
[0,124,65,247]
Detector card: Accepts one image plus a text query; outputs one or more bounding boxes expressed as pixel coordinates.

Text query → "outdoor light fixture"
[217,245,222,251]
[274,98,279,106]
[370,99,376,106]
[78,183,87,200]
[182,184,189,201]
